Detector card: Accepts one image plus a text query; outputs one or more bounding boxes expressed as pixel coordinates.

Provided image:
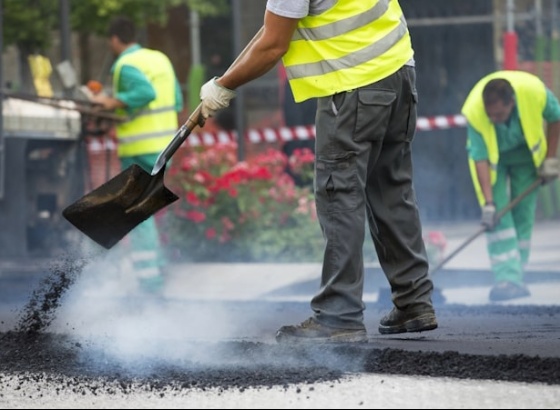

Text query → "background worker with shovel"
[462,70,560,302]
[90,16,184,294]
[199,0,438,342]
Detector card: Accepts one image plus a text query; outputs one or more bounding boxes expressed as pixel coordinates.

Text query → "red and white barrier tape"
[87,138,118,152]
[86,115,467,152]
[188,124,316,147]
[416,114,467,131]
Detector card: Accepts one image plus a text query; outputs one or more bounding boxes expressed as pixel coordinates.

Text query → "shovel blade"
[62,164,178,249]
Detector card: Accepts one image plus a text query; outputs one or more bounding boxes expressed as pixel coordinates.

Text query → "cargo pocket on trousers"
[315,155,359,213]
[355,89,396,142]
[405,91,418,142]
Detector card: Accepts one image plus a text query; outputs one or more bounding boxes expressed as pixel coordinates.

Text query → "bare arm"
[475,160,494,204]
[91,94,126,111]
[217,11,300,90]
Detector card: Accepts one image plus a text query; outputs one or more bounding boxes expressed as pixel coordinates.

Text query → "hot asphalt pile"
[1,255,560,397]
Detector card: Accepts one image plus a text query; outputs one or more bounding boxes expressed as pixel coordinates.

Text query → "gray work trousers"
[311,65,434,329]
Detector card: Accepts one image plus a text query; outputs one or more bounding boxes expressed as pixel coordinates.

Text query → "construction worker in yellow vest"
[199,0,438,343]
[92,16,183,295]
[462,71,560,302]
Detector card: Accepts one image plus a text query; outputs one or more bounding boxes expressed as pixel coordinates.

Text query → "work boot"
[378,305,438,335]
[276,317,367,344]
[489,281,530,302]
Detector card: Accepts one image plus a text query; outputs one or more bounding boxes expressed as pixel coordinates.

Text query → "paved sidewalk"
[423,219,560,272]
[164,219,560,306]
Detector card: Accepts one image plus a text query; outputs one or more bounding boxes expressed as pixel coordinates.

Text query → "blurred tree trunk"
[78,32,90,85]
[17,46,33,93]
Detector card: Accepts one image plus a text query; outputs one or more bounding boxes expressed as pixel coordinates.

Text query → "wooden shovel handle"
[151,26,266,176]
[151,104,205,175]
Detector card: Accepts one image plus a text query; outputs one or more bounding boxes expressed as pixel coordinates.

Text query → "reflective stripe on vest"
[461,70,548,205]
[283,0,413,102]
[113,48,179,157]
[135,105,177,117]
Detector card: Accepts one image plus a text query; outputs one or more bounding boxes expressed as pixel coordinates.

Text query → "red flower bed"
[162,142,323,262]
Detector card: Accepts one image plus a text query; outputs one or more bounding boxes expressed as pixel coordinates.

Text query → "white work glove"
[538,157,560,184]
[199,77,236,119]
[481,202,497,230]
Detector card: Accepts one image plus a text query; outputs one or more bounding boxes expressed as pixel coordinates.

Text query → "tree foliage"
[2,0,229,51]
[2,0,59,52]
[70,0,229,35]
[185,0,229,17]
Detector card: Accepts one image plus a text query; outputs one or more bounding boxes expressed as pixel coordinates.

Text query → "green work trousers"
[487,157,538,285]
[120,154,165,288]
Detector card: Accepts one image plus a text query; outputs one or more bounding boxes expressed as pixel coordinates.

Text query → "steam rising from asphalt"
[51,248,248,368]
[5,239,367,378]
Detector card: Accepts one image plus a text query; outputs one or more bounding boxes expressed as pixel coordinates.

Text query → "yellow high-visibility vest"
[462,70,547,205]
[283,0,413,102]
[28,54,54,98]
[114,48,179,157]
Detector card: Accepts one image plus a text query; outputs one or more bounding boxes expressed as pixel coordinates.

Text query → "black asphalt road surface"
[1,258,560,398]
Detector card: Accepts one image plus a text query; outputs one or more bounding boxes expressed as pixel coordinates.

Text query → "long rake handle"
[429,177,545,276]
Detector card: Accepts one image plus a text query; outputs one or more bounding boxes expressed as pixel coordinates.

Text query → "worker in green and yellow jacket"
[92,16,183,295]
[462,70,560,302]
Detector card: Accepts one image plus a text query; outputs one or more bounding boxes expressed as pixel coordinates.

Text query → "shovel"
[62,105,204,249]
